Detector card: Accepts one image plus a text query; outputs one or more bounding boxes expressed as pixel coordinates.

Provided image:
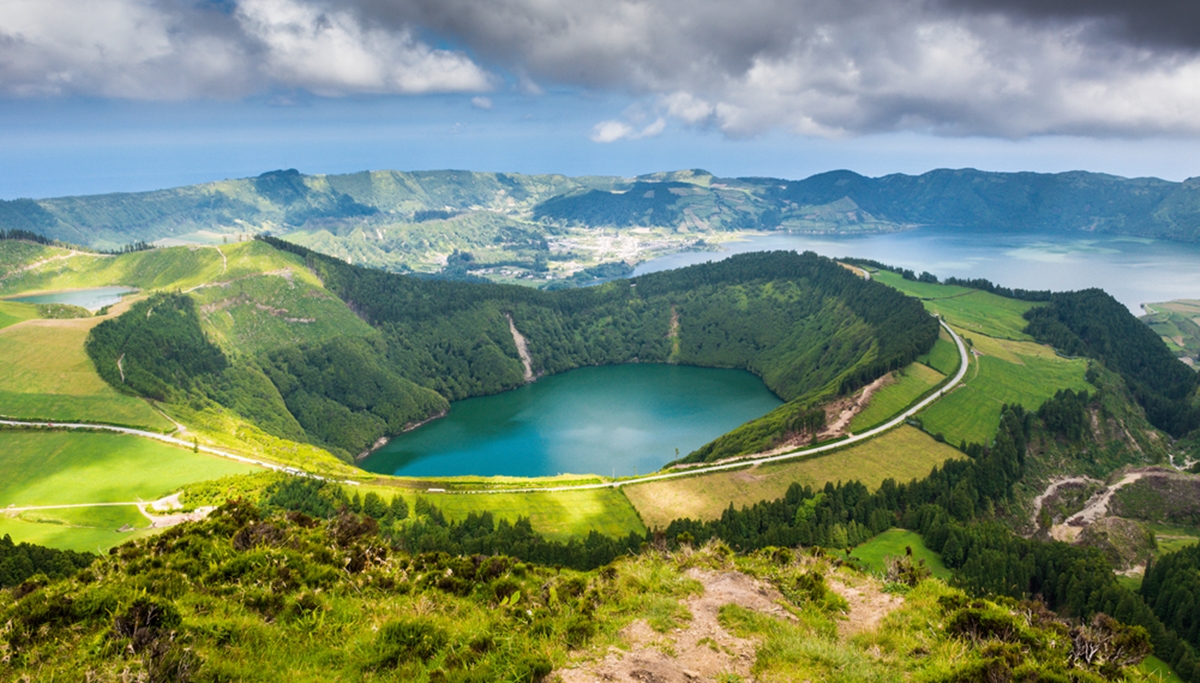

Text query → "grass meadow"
[624,426,964,529]
[850,528,952,580]
[849,363,946,433]
[918,333,962,376]
[0,510,159,553]
[0,300,39,330]
[873,270,1040,340]
[0,316,174,430]
[0,430,258,508]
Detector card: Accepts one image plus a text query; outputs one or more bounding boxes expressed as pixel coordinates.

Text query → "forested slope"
[85,239,937,465]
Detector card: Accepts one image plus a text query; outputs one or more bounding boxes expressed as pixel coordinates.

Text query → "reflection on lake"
[359,364,783,478]
[8,286,137,311]
[635,228,1200,314]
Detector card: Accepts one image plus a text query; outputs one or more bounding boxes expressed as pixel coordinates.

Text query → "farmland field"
[0,508,159,553]
[848,363,945,433]
[918,331,961,375]
[624,426,964,529]
[873,270,1039,339]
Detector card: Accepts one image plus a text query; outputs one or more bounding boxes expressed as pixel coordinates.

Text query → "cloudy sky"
[3,0,1200,197]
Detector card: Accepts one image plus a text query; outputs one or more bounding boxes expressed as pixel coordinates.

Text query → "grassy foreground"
[624,426,964,529]
[2,502,1165,682]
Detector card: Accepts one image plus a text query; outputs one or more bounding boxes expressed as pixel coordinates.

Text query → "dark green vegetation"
[1025,289,1200,437]
[1143,545,1200,660]
[0,534,94,587]
[88,240,935,463]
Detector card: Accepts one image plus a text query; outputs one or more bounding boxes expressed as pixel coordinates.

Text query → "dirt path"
[136,493,216,529]
[505,313,535,382]
[1029,476,1100,529]
[1065,470,1156,526]
[828,574,904,638]
[557,569,791,683]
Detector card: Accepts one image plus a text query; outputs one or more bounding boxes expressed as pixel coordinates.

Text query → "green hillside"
[79,241,936,463]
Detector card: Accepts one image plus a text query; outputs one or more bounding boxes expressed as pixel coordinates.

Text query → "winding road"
[1,317,968,499]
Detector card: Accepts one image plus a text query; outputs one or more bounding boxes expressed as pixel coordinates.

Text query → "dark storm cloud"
[936,0,1200,51]
[2,0,1199,138]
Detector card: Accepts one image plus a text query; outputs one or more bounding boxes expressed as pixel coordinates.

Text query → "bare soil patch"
[827,573,904,638]
[557,569,792,683]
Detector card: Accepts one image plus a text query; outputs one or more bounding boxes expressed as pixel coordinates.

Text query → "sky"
[3,0,1200,199]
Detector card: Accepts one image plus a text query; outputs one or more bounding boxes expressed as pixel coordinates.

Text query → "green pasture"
[354,484,646,541]
[923,291,1038,340]
[873,270,1039,339]
[1147,523,1200,557]
[1140,656,1186,683]
[918,333,961,376]
[0,318,173,430]
[919,342,1090,446]
[850,528,952,580]
[849,363,946,433]
[0,509,158,553]
[871,271,973,299]
[625,425,964,529]
[0,240,315,296]
[0,430,258,508]
[0,300,39,330]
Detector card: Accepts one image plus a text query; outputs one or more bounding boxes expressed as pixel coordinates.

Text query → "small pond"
[8,286,137,311]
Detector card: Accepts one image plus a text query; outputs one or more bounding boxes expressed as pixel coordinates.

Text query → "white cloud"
[235,0,490,95]
[471,96,493,109]
[0,0,491,98]
[590,120,634,143]
[590,116,667,143]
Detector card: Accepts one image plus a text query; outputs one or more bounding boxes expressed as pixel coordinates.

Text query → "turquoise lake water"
[9,286,137,311]
[359,364,783,478]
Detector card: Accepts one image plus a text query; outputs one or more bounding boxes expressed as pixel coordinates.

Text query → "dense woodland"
[1142,545,1200,654]
[0,534,94,588]
[110,237,927,461]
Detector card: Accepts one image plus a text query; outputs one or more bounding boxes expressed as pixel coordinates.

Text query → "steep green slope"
[80,239,936,464]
